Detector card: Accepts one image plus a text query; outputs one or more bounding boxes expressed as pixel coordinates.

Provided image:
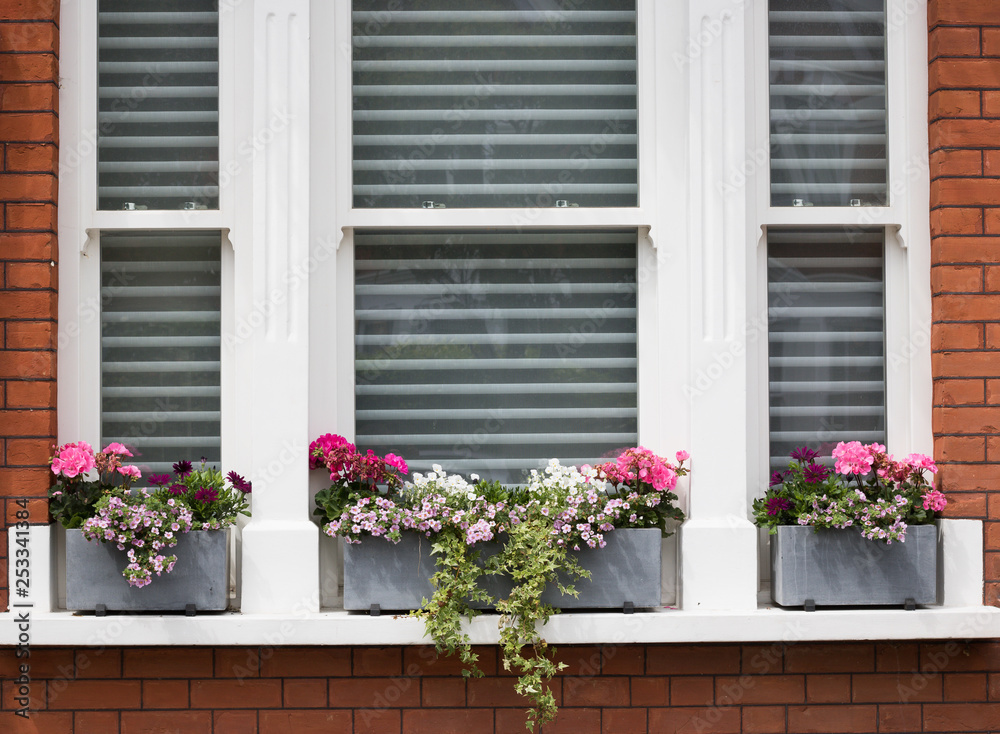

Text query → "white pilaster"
[938,519,984,607]
[679,1,759,611]
[240,0,319,614]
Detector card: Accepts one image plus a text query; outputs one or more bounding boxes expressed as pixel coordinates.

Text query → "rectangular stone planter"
[343,527,661,611]
[65,528,229,612]
[770,524,939,607]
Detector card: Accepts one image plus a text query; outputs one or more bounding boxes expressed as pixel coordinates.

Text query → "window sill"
[3,602,998,647]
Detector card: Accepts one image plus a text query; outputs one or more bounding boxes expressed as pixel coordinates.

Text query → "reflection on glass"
[769,0,887,207]
[97,0,220,211]
[354,229,638,484]
[352,0,638,209]
[767,228,886,468]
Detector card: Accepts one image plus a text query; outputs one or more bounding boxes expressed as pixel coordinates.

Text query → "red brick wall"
[928,0,1000,608]
[0,0,60,615]
[1,642,999,733]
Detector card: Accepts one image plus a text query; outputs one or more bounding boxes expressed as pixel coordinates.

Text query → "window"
[343,0,646,482]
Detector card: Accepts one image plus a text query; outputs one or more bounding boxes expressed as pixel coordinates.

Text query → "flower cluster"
[753,443,946,544]
[310,433,408,491]
[49,440,252,587]
[311,436,689,551]
[82,490,194,588]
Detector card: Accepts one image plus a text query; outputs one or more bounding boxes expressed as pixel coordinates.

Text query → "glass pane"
[352,1,638,209]
[769,0,887,207]
[98,0,220,211]
[767,228,886,468]
[355,229,639,483]
[101,231,222,475]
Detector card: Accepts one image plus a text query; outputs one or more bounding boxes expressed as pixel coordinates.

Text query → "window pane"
[101,231,222,475]
[355,229,638,483]
[768,0,887,207]
[767,228,885,468]
[352,1,638,209]
[98,0,220,211]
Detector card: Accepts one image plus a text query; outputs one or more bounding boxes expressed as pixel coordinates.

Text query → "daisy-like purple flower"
[766,497,792,516]
[226,471,252,494]
[769,471,787,488]
[194,487,218,503]
[173,460,193,477]
[168,483,187,496]
[803,463,831,484]
[149,474,171,487]
[790,446,820,463]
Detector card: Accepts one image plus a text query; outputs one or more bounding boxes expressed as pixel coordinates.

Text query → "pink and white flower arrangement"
[754,443,946,544]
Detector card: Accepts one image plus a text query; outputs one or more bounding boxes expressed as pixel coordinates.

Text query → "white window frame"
[9,0,995,645]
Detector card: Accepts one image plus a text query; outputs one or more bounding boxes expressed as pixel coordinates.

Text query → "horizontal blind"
[352,1,638,208]
[767,228,885,468]
[355,229,638,484]
[101,231,222,476]
[769,0,887,207]
[98,0,220,211]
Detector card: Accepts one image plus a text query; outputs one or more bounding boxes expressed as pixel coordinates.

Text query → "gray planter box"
[343,527,661,611]
[66,528,229,612]
[770,524,939,607]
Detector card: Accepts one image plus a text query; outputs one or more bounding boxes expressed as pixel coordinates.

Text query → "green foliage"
[49,480,107,529]
[171,462,251,529]
[494,508,589,732]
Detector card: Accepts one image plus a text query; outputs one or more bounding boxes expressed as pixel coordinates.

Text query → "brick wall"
[928,0,1000,608]
[0,0,60,615]
[1,642,999,733]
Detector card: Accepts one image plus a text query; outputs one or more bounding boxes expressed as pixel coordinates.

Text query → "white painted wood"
[240,0,319,614]
[679,0,759,612]
[939,519,985,607]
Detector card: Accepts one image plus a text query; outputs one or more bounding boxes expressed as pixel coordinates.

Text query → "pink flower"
[51,441,97,478]
[118,465,141,480]
[384,453,409,475]
[675,450,690,463]
[922,490,947,512]
[102,442,133,457]
[832,441,875,475]
[905,453,938,474]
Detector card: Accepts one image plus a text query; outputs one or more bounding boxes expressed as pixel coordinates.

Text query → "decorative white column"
[679,1,759,611]
[240,0,319,614]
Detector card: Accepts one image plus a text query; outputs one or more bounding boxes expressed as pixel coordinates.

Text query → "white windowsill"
[3,603,999,647]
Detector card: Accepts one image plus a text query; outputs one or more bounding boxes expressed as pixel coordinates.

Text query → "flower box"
[770,524,939,607]
[342,527,661,611]
[65,528,229,612]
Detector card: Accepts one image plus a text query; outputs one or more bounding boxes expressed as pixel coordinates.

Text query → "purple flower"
[803,463,831,484]
[766,497,792,516]
[173,460,193,477]
[168,484,187,496]
[790,446,820,463]
[227,471,252,494]
[149,473,171,487]
[194,487,218,503]
[769,471,786,488]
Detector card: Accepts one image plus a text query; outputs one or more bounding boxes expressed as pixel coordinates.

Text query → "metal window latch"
[850,199,862,207]
[122,202,148,211]
[555,200,579,208]
[421,201,446,209]
[183,201,208,211]
[791,199,813,208]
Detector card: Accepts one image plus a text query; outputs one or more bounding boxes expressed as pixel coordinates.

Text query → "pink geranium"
[51,441,97,479]
[103,442,133,457]
[832,441,875,476]
[922,489,947,512]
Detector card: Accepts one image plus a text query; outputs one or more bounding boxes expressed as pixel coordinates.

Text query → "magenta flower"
[802,463,830,484]
[168,484,187,496]
[173,460,193,477]
[194,487,218,503]
[227,471,252,494]
[384,453,409,475]
[149,474,171,486]
[766,497,792,516]
[769,471,786,488]
[790,446,819,463]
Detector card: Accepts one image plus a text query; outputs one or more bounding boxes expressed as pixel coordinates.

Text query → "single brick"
[930,208,982,236]
[934,435,987,463]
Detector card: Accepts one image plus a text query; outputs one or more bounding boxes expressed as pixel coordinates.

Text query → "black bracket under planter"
[804,598,816,612]
[95,604,107,617]
[370,604,381,617]
[185,604,197,617]
[905,598,916,611]
[623,601,634,614]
